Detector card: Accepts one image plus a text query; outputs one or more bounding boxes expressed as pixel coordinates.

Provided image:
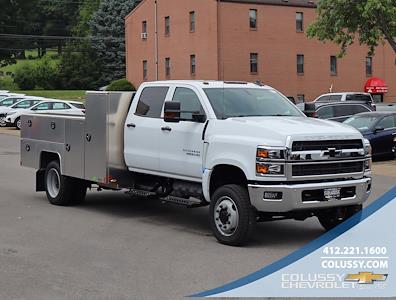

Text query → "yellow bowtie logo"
[345,272,388,284]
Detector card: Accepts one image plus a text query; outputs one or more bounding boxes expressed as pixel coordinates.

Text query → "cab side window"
[172,87,205,120]
[316,95,330,102]
[317,106,335,119]
[377,116,396,129]
[334,105,354,117]
[33,103,52,111]
[53,102,71,110]
[135,87,169,118]
[329,95,342,101]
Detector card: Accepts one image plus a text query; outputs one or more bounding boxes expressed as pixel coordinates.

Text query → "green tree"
[14,64,37,90]
[90,0,141,84]
[58,41,102,90]
[73,0,101,36]
[307,0,396,56]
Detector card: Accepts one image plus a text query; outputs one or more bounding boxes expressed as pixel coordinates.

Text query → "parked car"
[0,98,44,127]
[0,96,27,107]
[376,103,396,112]
[344,112,396,158]
[5,100,85,130]
[303,101,374,122]
[313,92,375,110]
[0,93,25,101]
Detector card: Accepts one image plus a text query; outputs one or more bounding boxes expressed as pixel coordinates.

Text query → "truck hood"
[211,117,363,146]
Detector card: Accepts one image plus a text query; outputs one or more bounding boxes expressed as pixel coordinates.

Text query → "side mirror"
[164,101,181,123]
[304,103,317,118]
[374,126,384,133]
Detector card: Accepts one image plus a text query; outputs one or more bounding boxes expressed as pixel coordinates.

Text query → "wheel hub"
[47,168,60,198]
[214,196,239,236]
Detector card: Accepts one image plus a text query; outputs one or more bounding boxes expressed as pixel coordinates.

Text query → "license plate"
[324,188,341,201]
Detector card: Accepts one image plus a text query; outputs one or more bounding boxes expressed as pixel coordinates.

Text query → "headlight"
[256,163,284,175]
[363,138,372,156]
[257,147,285,160]
[256,146,286,176]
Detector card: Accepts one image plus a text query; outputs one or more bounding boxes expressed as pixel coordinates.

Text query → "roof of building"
[220,0,317,8]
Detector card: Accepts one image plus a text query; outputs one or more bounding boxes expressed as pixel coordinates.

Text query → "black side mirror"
[374,126,384,133]
[164,101,181,123]
[304,103,317,118]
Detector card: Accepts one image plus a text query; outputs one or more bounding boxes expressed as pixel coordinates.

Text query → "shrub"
[14,63,36,90]
[106,78,135,91]
[58,41,102,90]
[35,56,61,89]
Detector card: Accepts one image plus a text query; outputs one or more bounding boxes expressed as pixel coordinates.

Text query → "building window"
[330,56,337,75]
[297,54,304,75]
[249,9,257,29]
[190,55,196,75]
[250,53,258,73]
[297,94,305,103]
[366,57,373,76]
[142,21,147,34]
[165,16,170,36]
[296,12,303,32]
[143,60,148,80]
[165,57,171,78]
[190,11,196,32]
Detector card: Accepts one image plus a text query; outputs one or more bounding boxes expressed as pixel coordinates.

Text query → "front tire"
[317,204,362,231]
[210,184,256,246]
[44,160,87,206]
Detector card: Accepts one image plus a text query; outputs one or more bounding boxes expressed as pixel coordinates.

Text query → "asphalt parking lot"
[0,129,395,300]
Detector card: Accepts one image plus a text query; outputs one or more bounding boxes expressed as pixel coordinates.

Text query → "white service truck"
[20,81,372,245]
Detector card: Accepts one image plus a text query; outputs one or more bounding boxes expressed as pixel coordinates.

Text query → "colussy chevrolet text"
[20,81,372,245]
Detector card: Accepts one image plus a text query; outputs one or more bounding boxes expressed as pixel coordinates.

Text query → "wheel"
[44,160,87,206]
[15,117,21,130]
[0,117,6,127]
[210,184,256,246]
[317,204,362,231]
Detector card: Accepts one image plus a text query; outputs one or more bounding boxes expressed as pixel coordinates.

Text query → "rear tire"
[15,117,21,130]
[44,160,86,206]
[317,204,362,231]
[210,184,256,246]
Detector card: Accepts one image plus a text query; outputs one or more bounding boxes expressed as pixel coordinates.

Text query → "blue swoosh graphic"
[190,186,396,297]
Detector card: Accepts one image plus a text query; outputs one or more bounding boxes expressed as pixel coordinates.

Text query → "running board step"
[126,189,157,198]
[160,196,208,208]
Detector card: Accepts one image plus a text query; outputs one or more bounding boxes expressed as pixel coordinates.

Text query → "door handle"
[127,123,136,128]
[161,126,172,132]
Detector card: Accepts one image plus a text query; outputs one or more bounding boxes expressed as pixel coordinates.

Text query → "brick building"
[125,0,395,102]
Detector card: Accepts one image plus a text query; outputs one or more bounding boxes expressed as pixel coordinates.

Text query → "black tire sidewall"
[44,161,64,205]
[210,184,256,246]
[318,204,363,231]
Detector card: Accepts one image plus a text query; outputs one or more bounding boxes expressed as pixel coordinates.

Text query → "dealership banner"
[192,187,396,298]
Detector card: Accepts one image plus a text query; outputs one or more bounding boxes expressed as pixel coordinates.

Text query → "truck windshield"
[204,88,303,119]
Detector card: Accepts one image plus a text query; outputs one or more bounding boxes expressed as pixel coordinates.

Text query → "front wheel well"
[209,165,248,197]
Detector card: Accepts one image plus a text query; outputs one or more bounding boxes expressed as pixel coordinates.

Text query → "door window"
[316,95,330,102]
[33,103,52,111]
[317,106,335,119]
[334,105,355,117]
[353,105,371,114]
[52,102,71,110]
[329,95,342,101]
[135,87,169,118]
[172,87,205,120]
[377,116,396,129]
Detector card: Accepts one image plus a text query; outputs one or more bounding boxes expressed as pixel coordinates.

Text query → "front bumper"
[248,177,371,213]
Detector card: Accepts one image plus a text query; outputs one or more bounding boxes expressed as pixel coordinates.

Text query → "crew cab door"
[124,86,170,172]
[159,86,207,180]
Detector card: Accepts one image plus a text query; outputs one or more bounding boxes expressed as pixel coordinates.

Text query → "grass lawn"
[11,90,86,101]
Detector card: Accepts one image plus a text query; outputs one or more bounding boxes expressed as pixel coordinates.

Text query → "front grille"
[292,140,363,151]
[292,162,364,176]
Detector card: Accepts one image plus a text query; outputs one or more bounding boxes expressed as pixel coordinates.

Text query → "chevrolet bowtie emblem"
[345,272,388,284]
